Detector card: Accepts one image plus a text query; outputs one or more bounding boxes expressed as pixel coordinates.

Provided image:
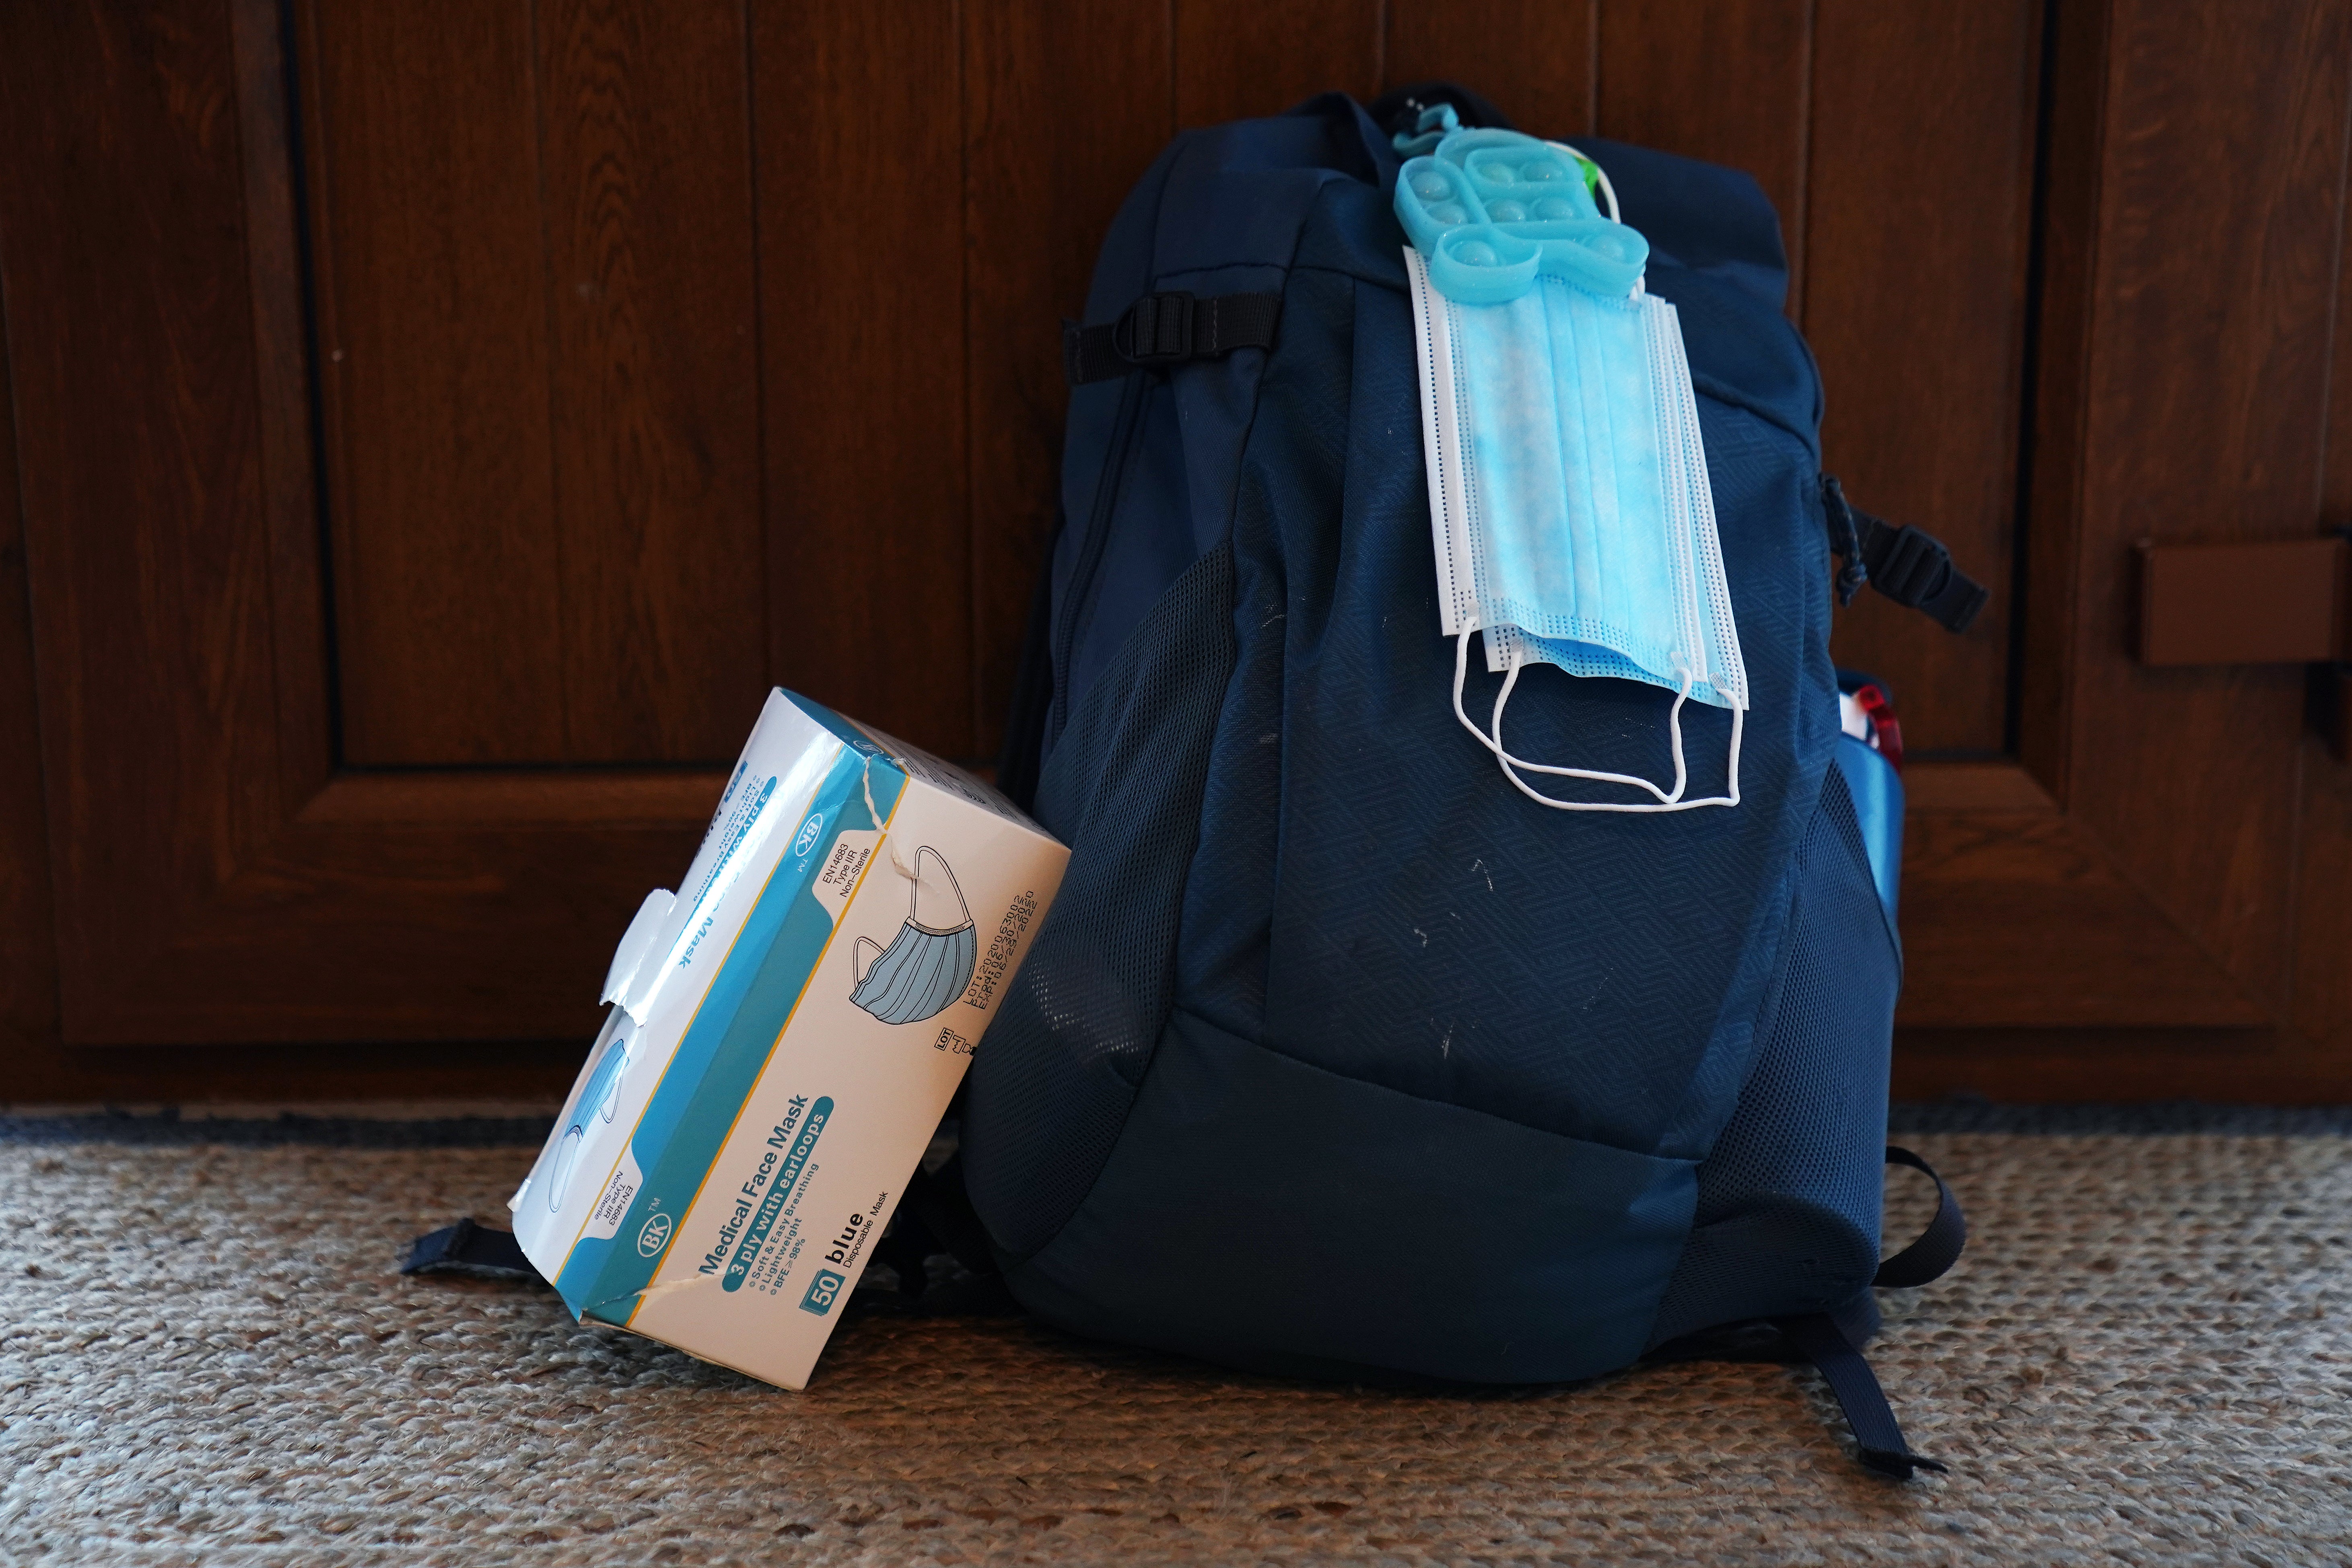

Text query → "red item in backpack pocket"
[1851,683,1903,772]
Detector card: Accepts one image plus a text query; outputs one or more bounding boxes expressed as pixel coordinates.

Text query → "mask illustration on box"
[849,846,976,1026]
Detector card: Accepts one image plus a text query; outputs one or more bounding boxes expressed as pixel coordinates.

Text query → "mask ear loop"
[1453,626,1683,800]
[1453,626,1744,813]
[1496,640,1695,803]
[1502,701,1739,815]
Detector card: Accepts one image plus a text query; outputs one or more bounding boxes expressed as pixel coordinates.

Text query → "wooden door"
[0,0,2345,1101]
[1891,0,2352,1097]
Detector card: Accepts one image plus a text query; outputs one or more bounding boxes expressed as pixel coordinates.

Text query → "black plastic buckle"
[1872,526,1955,608]
[1113,292,1196,367]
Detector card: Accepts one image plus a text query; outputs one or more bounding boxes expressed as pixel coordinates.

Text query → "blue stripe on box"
[566,754,903,1321]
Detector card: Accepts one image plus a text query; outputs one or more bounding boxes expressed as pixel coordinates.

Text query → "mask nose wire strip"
[1452,625,1743,813]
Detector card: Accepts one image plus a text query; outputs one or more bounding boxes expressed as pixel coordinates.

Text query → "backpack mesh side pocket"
[1645,761,1899,1347]
[965,541,1238,1263]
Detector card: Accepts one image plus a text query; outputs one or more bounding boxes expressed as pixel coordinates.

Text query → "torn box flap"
[601,887,677,1016]
[609,692,846,1025]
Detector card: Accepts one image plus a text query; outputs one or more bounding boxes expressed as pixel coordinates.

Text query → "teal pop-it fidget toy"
[1393,115,1647,306]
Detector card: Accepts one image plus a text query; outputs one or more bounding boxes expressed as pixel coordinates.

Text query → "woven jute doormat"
[2,1106,2348,1566]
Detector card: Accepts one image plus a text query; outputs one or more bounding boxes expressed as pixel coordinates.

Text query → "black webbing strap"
[1820,474,1990,634]
[402,1218,545,1283]
[1874,1146,1967,1288]
[873,1157,1001,1304]
[1767,1148,1965,1479]
[1774,1311,1950,1480]
[901,1154,1000,1278]
[400,1159,1000,1301]
[1063,291,1283,385]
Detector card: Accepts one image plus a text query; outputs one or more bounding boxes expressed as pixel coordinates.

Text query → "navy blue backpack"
[963,87,1984,1478]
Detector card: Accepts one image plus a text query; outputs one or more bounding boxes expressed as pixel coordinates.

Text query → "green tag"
[1567,149,1602,199]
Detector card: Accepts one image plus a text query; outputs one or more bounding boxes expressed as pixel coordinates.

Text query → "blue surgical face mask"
[1397,130,1748,813]
[850,846,977,1026]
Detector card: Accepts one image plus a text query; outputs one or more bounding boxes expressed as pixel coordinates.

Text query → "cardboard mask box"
[511,689,1067,1389]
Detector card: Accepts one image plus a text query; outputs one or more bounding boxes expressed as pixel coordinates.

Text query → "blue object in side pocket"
[1833,734,1903,922]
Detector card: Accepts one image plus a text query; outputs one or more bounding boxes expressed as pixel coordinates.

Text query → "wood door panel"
[965,0,1175,762]
[0,0,719,1048]
[1174,0,1382,130]
[535,0,768,765]
[756,0,974,761]
[301,0,768,769]
[1806,0,2041,757]
[1596,0,1814,316]
[1386,0,1597,138]
[1891,1026,2350,1102]
[0,0,285,972]
[231,0,337,817]
[2299,101,2352,1054]
[2053,0,2350,1014]
[301,0,569,767]
[2012,0,2105,800]
[8,0,2352,1097]
[1897,764,2269,1028]
[294,770,725,828]
[88,794,705,1044]
[2292,739,2352,1048]
[0,267,60,1069]
[1889,0,2352,1076]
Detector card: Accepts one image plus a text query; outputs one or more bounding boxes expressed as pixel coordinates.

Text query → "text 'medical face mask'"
[1396,123,1749,813]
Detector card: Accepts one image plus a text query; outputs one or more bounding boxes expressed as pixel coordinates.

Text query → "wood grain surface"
[2012,0,2109,804]
[1175,0,1381,129]
[1597,0,1814,316]
[301,0,570,765]
[1896,763,2268,1028]
[964,0,1176,761]
[2297,68,2352,1058]
[1807,0,2041,757]
[231,0,336,812]
[0,0,285,982]
[4,0,2350,1103]
[1387,0,1596,138]
[536,0,769,763]
[757,0,974,757]
[0,270,61,1085]
[2056,0,2350,1018]
[0,0,701,1055]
